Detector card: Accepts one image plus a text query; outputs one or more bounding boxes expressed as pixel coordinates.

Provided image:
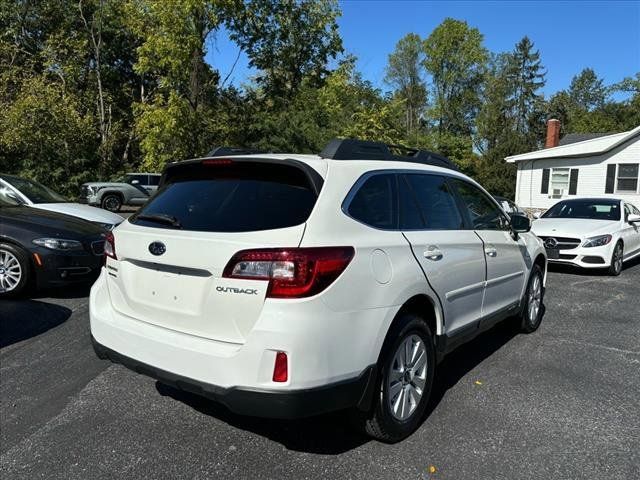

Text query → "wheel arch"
[100,190,124,201]
[357,293,441,413]
[395,293,442,338]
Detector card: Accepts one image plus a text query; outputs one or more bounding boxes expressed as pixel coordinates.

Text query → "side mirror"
[628,213,640,224]
[131,179,140,185]
[532,211,541,219]
[511,214,531,233]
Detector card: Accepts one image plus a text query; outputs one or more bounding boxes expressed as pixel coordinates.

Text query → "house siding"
[514,136,640,210]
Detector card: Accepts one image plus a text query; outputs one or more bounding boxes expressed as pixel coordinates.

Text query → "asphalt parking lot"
[1,260,639,480]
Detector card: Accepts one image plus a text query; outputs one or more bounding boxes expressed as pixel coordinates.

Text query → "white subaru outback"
[90,139,547,442]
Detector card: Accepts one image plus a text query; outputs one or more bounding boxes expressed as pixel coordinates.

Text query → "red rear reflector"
[222,247,355,298]
[104,231,117,260]
[202,158,234,166]
[273,352,288,382]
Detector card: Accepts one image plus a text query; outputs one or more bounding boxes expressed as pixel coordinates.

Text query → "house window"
[616,164,639,193]
[550,168,570,197]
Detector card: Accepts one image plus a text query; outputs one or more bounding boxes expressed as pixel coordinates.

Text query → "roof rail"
[319,138,458,171]
[207,146,264,157]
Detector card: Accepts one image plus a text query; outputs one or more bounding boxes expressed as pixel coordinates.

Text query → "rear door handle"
[484,244,497,257]
[424,245,443,261]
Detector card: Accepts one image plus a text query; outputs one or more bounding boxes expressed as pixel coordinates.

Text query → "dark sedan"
[0,196,106,297]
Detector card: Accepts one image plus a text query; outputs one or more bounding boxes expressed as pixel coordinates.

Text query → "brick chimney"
[545,119,560,148]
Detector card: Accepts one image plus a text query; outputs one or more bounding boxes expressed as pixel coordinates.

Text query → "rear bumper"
[89,268,390,418]
[92,335,375,419]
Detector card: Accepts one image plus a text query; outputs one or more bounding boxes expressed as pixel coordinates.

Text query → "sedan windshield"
[2,175,67,204]
[542,199,621,221]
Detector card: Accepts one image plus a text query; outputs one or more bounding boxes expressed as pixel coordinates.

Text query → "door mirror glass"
[510,214,531,233]
[628,213,640,224]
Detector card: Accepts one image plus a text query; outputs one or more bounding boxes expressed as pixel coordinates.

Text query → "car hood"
[532,218,619,239]
[33,203,124,225]
[1,206,106,238]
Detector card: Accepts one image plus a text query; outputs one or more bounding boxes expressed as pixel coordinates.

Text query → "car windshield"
[542,199,621,221]
[2,175,67,203]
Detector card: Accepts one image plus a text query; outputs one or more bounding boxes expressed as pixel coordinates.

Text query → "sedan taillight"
[222,247,355,298]
[104,231,117,259]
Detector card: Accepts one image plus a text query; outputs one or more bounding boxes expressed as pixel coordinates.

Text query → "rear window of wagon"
[131,162,318,232]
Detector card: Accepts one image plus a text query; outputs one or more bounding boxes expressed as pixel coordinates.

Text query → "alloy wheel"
[0,249,22,293]
[103,196,121,212]
[613,245,623,274]
[386,334,428,421]
[528,273,542,323]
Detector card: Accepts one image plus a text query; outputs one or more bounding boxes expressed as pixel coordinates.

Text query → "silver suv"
[81,173,161,212]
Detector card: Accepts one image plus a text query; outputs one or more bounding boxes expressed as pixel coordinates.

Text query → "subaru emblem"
[149,241,166,256]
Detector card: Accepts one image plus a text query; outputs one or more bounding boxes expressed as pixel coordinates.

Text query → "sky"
[205,0,640,98]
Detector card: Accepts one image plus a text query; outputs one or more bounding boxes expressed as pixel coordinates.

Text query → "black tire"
[0,242,30,298]
[101,194,122,212]
[360,313,435,443]
[519,264,545,333]
[608,242,623,276]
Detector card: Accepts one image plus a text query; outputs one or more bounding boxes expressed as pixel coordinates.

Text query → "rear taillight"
[222,247,355,298]
[104,232,117,260]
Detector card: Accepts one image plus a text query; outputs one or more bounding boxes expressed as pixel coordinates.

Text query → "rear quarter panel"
[298,162,446,360]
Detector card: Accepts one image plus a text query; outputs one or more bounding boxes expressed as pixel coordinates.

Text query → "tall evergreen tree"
[506,36,546,147]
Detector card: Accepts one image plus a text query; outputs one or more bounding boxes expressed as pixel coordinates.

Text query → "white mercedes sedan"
[532,198,640,275]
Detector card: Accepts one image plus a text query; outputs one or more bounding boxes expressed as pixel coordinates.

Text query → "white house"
[506,120,640,211]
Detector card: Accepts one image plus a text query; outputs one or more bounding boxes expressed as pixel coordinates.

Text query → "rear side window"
[347,174,397,229]
[404,174,463,230]
[131,162,317,232]
[127,174,147,185]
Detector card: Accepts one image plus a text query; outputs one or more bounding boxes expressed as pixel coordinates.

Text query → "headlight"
[33,238,84,251]
[582,234,612,248]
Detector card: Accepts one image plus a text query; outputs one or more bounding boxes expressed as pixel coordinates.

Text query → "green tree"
[227,0,342,100]
[1,0,138,192]
[124,0,227,170]
[569,68,607,111]
[506,36,546,145]
[384,33,427,138]
[422,18,488,141]
[546,71,639,135]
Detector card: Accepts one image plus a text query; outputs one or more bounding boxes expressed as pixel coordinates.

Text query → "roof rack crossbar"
[319,138,458,171]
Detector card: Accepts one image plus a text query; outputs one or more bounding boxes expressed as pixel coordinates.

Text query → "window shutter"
[569,169,579,195]
[605,164,616,193]
[541,169,550,194]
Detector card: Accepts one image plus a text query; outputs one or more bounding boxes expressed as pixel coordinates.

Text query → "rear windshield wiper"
[135,213,182,228]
